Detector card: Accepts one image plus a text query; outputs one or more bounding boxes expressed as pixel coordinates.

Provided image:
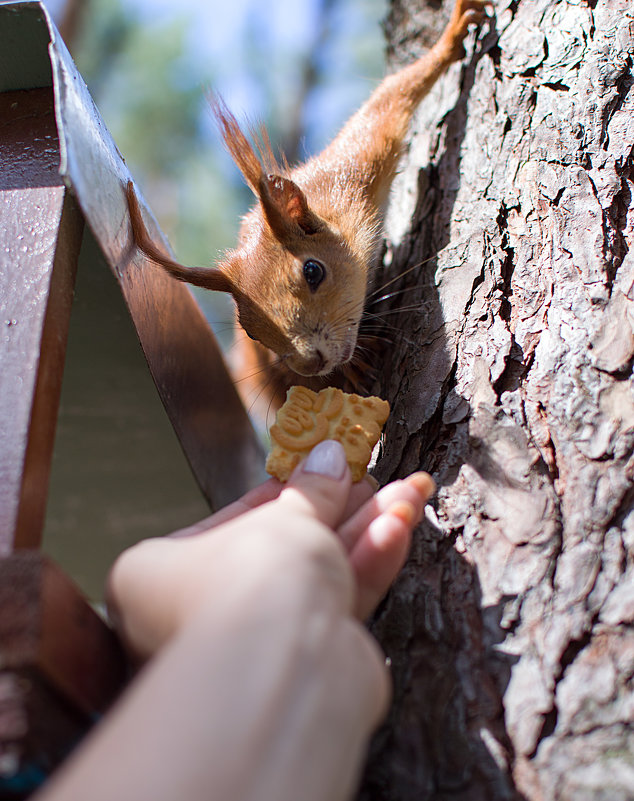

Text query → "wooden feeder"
[0,3,264,795]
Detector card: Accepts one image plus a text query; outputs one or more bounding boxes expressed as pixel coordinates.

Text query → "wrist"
[172,601,389,801]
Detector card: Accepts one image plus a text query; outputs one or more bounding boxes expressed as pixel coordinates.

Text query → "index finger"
[169,467,377,540]
[168,478,284,538]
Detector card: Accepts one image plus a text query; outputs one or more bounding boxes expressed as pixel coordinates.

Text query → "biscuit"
[266,386,390,482]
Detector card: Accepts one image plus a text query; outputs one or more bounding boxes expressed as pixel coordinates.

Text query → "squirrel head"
[222,199,369,377]
[213,98,376,378]
[127,99,379,380]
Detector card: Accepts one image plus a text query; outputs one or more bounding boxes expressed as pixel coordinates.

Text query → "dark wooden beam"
[43,3,266,508]
[0,553,126,798]
[0,87,83,554]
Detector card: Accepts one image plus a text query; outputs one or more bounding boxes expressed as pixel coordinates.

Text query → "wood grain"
[0,88,82,554]
[0,553,125,797]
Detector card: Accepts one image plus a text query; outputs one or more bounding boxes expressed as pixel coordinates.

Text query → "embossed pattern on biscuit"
[266,386,390,482]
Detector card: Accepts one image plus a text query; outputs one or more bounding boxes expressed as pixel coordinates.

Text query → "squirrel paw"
[442,0,494,62]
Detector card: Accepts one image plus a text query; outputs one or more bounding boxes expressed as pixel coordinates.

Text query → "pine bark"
[361,1,634,799]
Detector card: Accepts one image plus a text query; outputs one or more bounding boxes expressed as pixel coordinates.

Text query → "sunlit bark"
[361,1,634,799]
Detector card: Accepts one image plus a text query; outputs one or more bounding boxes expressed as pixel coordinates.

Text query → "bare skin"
[35,441,434,801]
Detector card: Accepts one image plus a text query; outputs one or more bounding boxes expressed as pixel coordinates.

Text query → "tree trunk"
[361,1,634,799]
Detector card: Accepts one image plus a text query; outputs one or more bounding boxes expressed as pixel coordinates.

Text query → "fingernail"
[388,500,418,526]
[302,440,347,480]
[406,471,436,497]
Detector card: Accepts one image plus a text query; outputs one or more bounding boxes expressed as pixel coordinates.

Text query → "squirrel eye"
[302,259,325,291]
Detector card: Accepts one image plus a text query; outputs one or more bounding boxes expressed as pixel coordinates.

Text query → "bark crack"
[600,56,633,152]
[604,152,633,289]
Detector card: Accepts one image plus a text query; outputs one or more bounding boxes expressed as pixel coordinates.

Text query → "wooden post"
[0,83,124,798]
[0,83,126,798]
[0,554,127,798]
[0,87,82,555]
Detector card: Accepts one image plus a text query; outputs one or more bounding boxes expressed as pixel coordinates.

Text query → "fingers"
[339,473,436,620]
[350,502,416,621]
[168,479,284,538]
[340,475,377,523]
[338,472,434,552]
[277,440,353,529]
[168,444,375,541]
[162,441,435,625]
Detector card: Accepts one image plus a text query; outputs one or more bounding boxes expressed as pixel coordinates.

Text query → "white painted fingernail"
[302,440,347,480]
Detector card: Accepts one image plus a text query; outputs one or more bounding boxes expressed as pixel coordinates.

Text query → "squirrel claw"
[442,0,493,61]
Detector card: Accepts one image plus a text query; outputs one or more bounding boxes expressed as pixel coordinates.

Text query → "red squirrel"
[127,0,492,414]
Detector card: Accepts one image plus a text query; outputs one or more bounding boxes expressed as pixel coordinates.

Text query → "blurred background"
[42,0,387,345]
[37,0,389,597]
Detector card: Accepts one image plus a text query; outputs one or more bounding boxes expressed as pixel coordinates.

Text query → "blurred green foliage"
[57,0,387,335]
[38,0,388,587]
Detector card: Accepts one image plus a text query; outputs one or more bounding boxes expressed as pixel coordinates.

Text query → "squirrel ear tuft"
[209,95,322,242]
[210,95,264,194]
[259,174,322,241]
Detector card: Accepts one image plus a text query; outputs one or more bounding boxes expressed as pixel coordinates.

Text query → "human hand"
[107,440,434,662]
[37,444,434,801]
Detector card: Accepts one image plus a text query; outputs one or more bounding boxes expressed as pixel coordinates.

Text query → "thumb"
[279,440,352,529]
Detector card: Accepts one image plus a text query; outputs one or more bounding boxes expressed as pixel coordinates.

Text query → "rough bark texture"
[361,1,634,799]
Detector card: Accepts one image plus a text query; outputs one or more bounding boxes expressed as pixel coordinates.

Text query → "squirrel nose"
[304,349,326,374]
[290,348,330,377]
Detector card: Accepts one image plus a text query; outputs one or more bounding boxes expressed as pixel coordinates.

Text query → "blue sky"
[136,0,386,150]
[45,0,386,153]
[41,0,388,271]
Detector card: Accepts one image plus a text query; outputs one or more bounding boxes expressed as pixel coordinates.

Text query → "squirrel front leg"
[308,0,493,209]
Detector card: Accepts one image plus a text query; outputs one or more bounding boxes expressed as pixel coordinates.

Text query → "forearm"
[36,580,387,801]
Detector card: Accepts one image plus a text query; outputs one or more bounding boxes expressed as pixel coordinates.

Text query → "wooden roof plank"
[2,3,265,515]
[0,87,82,554]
